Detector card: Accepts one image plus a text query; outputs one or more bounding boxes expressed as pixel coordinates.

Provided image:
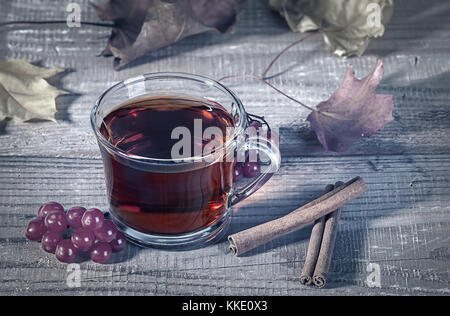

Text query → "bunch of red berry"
[25,202,127,264]
[233,119,273,182]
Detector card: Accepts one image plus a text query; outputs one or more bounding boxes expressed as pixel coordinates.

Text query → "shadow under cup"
[91,73,281,248]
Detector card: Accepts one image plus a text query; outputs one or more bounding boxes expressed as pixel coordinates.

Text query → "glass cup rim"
[91,72,247,165]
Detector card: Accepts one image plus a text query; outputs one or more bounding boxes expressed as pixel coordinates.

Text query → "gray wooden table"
[1,0,449,296]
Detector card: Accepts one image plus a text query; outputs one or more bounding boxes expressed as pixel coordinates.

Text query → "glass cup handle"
[229,136,281,206]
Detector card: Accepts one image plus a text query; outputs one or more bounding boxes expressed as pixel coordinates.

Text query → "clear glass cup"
[91,73,281,248]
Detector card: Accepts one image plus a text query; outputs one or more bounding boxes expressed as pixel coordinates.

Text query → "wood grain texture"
[0,0,449,296]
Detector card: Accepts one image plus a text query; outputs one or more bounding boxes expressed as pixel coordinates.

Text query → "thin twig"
[218,74,317,113]
[262,32,318,79]
[218,33,321,114]
[0,20,112,27]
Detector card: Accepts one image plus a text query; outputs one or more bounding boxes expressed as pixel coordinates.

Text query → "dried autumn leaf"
[269,0,394,57]
[0,59,67,122]
[92,0,247,69]
[306,60,394,152]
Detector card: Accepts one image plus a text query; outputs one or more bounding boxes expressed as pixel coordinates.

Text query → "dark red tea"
[100,96,235,235]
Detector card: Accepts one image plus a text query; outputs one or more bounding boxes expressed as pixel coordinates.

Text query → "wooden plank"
[0,154,449,295]
[0,0,450,157]
[1,0,450,296]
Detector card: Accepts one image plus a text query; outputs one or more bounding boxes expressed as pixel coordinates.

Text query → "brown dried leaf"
[92,0,247,69]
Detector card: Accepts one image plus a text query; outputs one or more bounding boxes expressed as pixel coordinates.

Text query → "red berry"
[44,212,68,233]
[243,162,261,178]
[110,231,127,253]
[233,164,244,182]
[37,202,64,219]
[81,208,104,231]
[26,218,47,242]
[42,231,63,254]
[71,228,95,252]
[55,240,78,263]
[94,220,118,243]
[249,121,261,131]
[90,242,112,264]
[66,206,87,229]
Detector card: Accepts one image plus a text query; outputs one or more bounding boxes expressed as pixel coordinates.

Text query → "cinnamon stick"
[299,184,334,285]
[312,181,344,288]
[228,177,367,256]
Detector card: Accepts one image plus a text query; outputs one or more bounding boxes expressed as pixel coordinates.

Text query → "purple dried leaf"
[93,0,247,69]
[307,59,394,152]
